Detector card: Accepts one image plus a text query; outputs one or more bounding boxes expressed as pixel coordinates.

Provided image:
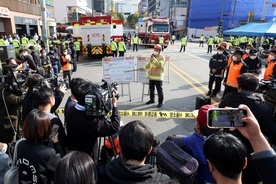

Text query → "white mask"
[232,56,237,61]
[250,56,257,60]
[153,51,159,55]
[245,49,250,54]
[269,55,275,60]
[217,51,223,55]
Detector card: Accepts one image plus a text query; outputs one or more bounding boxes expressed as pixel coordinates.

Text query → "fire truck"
[72,14,123,56]
[135,16,170,47]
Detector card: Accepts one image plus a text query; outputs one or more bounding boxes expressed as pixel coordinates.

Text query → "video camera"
[85,79,119,117]
[259,76,276,91]
[33,75,68,92]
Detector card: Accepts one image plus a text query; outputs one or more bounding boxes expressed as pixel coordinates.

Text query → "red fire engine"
[135,16,170,47]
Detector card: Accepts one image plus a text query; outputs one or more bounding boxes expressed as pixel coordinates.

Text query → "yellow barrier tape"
[57,108,195,119]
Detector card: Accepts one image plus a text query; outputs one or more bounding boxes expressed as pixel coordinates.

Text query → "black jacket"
[17,140,60,184]
[209,53,227,76]
[31,51,41,67]
[24,54,37,70]
[97,157,170,184]
[243,57,262,72]
[253,154,276,184]
[66,105,120,162]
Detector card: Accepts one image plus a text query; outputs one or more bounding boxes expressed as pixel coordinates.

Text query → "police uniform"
[118,39,126,57]
[133,35,139,52]
[207,47,227,97]
[243,49,262,75]
[179,36,187,52]
[199,35,205,47]
[207,36,214,53]
[111,39,118,57]
[171,35,176,45]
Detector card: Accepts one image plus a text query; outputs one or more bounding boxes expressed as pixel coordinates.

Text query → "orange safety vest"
[242,53,248,60]
[226,61,243,88]
[264,61,276,80]
[61,55,72,71]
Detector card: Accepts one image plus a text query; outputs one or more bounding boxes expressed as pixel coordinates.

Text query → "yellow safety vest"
[111,41,117,51]
[181,37,187,45]
[207,38,213,45]
[200,36,205,41]
[118,42,125,51]
[141,54,165,81]
[12,40,20,48]
[21,37,29,45]
[74,41,81,51]
[159,37,164,44]
[29,39,36,45]
[0,39,5,46]
[133,37,138,44]
[172,35,176,40]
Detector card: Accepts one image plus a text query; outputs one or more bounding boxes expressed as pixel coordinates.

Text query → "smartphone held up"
[207,108,247,128]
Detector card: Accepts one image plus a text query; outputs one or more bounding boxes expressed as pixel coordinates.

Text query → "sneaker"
[146,100,155,105]
[157,103,163,108]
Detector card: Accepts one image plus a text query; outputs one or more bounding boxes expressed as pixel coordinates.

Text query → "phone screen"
[50,124,59,139]
[207,108,246,128]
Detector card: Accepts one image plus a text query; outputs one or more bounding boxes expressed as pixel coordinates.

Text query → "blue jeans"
[52,64,58,75]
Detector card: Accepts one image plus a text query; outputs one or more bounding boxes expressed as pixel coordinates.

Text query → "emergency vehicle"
[56,25,73,38]
[72,14,123,56]
[135,16,170,47]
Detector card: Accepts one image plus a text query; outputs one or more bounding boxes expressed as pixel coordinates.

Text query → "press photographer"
[66,80,120,163]
[0,58,25,143]
[16,49,37,70]
[22,73,67,122]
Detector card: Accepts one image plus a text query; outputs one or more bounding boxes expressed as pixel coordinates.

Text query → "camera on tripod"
[85,79,119,117]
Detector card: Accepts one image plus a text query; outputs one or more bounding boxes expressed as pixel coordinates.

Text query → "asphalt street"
[59,41,266,143]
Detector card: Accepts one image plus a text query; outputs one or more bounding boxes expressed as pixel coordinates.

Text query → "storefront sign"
[14,17,37,25]
[38,0,54,7]
[0,7,10,16]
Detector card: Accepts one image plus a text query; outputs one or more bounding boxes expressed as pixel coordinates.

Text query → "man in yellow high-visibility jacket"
[171,34,176,45]
[74,39,81,61]
[140,44,165,108]
[179,35,187,52]
[159,35,164,51]
[111,38,118,57]
[133,34,139,52]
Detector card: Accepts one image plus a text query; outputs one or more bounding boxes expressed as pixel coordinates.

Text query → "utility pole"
[40,0,49,52]
[231,0,237,28]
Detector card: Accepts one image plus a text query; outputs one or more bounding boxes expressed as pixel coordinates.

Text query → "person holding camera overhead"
[0,58,25,143]
[141,44,165,108]
[60,48,73,85]
[66,80,120,163]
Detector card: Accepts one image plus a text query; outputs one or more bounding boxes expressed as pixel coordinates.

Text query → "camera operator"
[0,58,25,143]
[22,73,67,122]
[17,49,37,70]
[66,81,120,163]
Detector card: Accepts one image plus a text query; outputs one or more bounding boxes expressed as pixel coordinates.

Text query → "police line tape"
[57,108,195,119]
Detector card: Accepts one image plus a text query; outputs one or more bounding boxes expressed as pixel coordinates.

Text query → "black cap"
[217,46,224,50]
[249,49,258,54]
[29,46,35,50]
[233,50,244,56]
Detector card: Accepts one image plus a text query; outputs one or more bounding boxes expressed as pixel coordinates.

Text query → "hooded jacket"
[97,157,170,184]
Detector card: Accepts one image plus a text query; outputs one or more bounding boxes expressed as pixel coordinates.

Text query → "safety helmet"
[154,44,162,51]
[220,41,227,48]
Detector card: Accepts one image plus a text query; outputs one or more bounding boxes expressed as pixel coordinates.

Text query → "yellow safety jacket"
[159,37,164,44]
[111,41,117,51]
[141,54,165,81]
[207,38,213,45]
[74,41,81,51]
[172,35,176,40]
[12,40,20,48]
[0,39,5,46]
[200,36,205,41]
[181,37,187,46]
[118,41,126,51]
[21,37,29,45]
[133,37,138,44]
[29,39,36,45]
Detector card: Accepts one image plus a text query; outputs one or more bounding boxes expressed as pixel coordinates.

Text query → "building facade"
[54,0,92,24]
[0,0,56,37]
[115,1,138,17]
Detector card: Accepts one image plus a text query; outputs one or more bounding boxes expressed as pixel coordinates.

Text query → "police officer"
[207,36,214,53]
[179,35,187,52]
[171,34,176,45]
[118,38,126,57]
[74,39,81,61]
[141,44,165,108]
[133,34,139,52]
[0,36,5,46]
[199,34,205,47]
[21,34,29,48]
[159,35,164,51]
[223,50,247,97]
[207,46,227,97]
[244,49,262,75]
[111,38,118,57]
[12,37,20,49]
